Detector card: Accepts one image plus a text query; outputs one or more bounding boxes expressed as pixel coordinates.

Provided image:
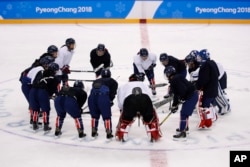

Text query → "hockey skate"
[152,89,156,96]
[55,127,62,137]
[91,128,98,138]
[106,129,114,139]
[33,122,39,131]
[44,124,52,134]
[78,129,86,138]
[176,126,189,134]
[173,131,187,141]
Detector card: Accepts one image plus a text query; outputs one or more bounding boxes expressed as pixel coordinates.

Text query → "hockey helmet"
[159,53,169,62]
[164,66,176,78]
[65,38,75,46]
[97,44,105,51]
[48,63,59,72]
[199,49,210,62]
[132,87,142,96]
[73,80,84,89]
[138,48,148,57]
[101,69,111,78]
[39,56,54,66]
[47,45,58,54]
[185,50,199,63]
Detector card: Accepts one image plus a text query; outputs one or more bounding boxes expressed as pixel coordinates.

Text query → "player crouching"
[115,87,162,142]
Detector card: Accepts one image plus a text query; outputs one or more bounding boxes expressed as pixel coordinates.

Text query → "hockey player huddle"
[19,38,231,142]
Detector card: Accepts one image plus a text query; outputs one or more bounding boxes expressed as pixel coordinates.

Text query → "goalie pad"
[197,107,216,128]
[115,119,132,141]
[144,111,162,141]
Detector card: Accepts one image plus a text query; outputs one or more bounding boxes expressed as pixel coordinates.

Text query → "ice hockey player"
[133,48,157,95]
[20,55,55,124]
[28,62,60,132]
[31,45,58,67]
[54,80,88,138]
[164,66,198,141]
[198,49,230,115]
[116,74,161,142]
[117,73,152,110]
[88,69,118,139]
[184,50,201,84]
[90,43,112,78]
[55,38,76,87]
[196,49,219,128]
[19,45,58,113]
[159,53,187,98]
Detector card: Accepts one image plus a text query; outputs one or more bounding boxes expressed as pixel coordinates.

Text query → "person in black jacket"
[164,66,198,141]
[196,49,219,128]
[19,46,58,122]
[88,69,118,139]
[160,53,187,78]
[90,44,112,78]
[54,80,88,138]
[159,53,187,98]
[29,62,60,132]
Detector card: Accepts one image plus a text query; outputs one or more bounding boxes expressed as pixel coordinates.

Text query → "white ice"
[0,23,250,167]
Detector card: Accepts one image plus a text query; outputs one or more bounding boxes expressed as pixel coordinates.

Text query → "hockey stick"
[153,96,173,109]
[94,63,104,72]
[71,69,95,73]
[159,112,172,126]
[68,79,95,82]
[71,64,104,73]
[149,83,168,88]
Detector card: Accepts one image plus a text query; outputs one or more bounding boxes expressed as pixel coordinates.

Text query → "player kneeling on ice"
[116,74,162,142]
[54,80,87,138]
[88,69,118,139]
[164,66,198,141]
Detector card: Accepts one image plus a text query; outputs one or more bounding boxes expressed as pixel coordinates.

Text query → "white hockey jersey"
[117,81,152,110]
[55,46,74,75]
[27,66,44,84]
[133,53,157,73]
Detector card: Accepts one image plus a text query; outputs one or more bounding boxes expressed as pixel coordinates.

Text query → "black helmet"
[39,56,54,66]
[48,63,59,72]
[164,66,176,78]
[47,45,58,54]
[159,53,168,62]
[132,87,142,96]
[101,69,111,78]
[138,48,148,57]
[73,80,84,89]
[97,44,105,51]
[65,38,75,46]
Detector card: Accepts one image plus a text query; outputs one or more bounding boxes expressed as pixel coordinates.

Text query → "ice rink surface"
[0,23,250,167]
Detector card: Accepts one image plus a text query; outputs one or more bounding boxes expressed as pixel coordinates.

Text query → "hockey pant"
[54,96,84,131]
[197,92,217,128]
[30,88,51,125]
[88,87,112,133]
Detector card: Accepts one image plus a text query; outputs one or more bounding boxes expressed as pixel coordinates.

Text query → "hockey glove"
[170,105,178,113]
[62,65,70,74]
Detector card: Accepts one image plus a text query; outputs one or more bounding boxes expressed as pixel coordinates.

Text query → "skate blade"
[173,137,187,142]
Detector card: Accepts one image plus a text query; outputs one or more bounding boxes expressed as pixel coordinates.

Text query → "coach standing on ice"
[90,43,112,78]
